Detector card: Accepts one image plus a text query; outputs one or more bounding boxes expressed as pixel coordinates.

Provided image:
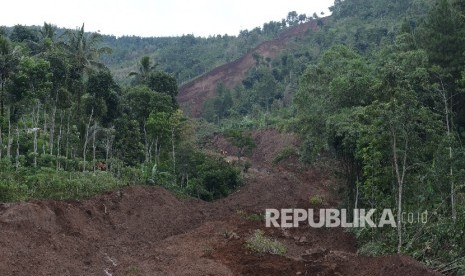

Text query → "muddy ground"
[0,129,441,275]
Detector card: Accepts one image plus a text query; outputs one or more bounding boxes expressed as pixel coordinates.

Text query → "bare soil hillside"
[177,20,326,117]
[0,129,441,275]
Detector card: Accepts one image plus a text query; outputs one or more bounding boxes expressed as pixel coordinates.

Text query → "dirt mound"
[0,129,441,275]
[178,20,327,117]
[0,186,209,276]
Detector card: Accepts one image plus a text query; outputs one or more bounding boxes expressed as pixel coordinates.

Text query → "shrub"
[309,195,324,205]
[245,230,287,256]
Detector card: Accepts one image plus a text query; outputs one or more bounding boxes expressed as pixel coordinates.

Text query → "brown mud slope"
[0,129,441,275]
[178,20,327,117]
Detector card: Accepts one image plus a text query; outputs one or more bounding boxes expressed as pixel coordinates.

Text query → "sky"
[1,0,334,37]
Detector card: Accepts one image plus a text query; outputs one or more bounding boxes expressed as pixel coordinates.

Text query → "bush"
[309,195,324,205]
[245,230,287,256]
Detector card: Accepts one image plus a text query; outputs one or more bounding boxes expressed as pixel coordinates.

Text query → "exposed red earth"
[178,20,327,117]
[0,129,441,275]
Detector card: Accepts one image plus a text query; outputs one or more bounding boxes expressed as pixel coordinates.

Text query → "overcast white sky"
[1,0,334,37]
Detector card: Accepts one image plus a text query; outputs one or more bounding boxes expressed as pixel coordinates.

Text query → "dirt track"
[0,130,441,275]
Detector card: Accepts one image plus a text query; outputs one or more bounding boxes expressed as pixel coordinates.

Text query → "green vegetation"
[179,0,464,270]
[0,23,241,202]
[309,195,324,206]
[100,11,314,85]
[224,129,256,160]
[2,0,465,271]
[245,230,287,256]
[292,0,465,269]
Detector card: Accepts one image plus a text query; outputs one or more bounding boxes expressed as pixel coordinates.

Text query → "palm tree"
[62,23,111,115]
[33,22,57,54]
[129,56,158,85]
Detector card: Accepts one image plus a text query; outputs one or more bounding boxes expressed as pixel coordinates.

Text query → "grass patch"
[309,195,324,205]
[0,168,127,202]
[245,230,287,256]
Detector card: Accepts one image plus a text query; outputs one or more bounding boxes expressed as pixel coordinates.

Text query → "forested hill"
[1,0,465,273]
[177,0,465,271]
[100,11,319,85]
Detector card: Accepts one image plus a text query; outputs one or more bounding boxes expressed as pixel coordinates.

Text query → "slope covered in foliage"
[176,0,464,272]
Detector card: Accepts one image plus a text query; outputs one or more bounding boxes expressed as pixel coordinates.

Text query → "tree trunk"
[83,109,93,172]
[155,137,159,166]
[49,105,56,155]
[92,121,97,174]
[32,103,40,168]
[65,110,70,160]
[143,123,149,163]
[56,110,63,171]
[391,126,408,254]
[7,108,11,158]
[171,127,176,183]
[439,78,456,221]
[15,127,20,171]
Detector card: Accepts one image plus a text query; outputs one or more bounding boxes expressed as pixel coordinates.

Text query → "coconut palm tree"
[62,23,111,115]
[129,55,158,85]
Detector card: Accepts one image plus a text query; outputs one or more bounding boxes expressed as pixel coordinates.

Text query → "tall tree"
[63,24,111,116]
[129,56,157,85]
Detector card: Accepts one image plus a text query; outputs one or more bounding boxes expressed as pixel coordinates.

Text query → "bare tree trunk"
[56,110,63,171]
[148,140,154,163]
[438,78,456,221]
[15,127,20,171]
[171,128,176,183]
[92,121,97,174]
[143,123,148,163]
[391,126,408,254]
[43,107,47,152]
[7,108,11,158]
[83,109,93,172]
[50,89,59,156]
[105,127,114,163]
[32,103,40,168]
[49,106,56,155]
[155,136,159,166]
[65,110,70,159]
[104,128,114,173]
[354,176,359,210]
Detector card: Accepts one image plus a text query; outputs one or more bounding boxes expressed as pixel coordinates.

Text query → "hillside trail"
[0,129,440,275]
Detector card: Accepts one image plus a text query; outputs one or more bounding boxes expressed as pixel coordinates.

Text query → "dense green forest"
[0,23,245,202]
[2,0,465,272]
